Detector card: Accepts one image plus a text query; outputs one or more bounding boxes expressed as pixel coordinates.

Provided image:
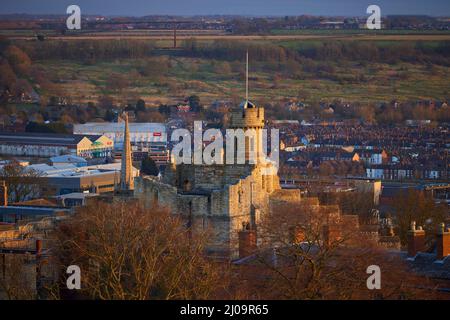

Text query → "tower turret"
[227,50,266,165]
[229,100,265,164]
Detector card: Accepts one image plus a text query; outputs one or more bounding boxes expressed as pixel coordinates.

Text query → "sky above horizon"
[1,0,450,16]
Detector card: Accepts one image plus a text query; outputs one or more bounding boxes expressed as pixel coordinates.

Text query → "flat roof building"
[0,205,70,223]
[50,155,87,167]
[29,162,139,196]
[0,162,139,198]
[0,132,114,159]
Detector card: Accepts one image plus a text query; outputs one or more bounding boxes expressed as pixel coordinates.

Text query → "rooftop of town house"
[401,252,450,281]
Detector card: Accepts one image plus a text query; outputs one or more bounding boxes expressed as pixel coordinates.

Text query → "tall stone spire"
[120,112,134,191]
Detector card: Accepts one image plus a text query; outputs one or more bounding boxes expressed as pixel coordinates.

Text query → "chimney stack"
[290,225,305,244]
[238,226,257,259]
[0,181,7,206]
[436,223,450,260]
[35,239,42,257]
[407,221,425,257]
[323,224,342,247]
[388,225,395,237]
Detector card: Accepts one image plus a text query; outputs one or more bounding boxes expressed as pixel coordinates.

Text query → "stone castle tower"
[134,54,298,258]
[229,100,265,164]
[133,54,369,259]
[134,97,290,258]
[120,112,134,191]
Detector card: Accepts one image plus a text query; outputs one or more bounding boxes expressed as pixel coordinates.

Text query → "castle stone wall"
[230,107,265,129]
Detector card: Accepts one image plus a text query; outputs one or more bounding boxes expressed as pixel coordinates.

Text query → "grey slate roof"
[0,132,103,147]
[400,251,450,280]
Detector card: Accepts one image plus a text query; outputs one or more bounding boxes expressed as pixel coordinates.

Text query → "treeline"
[230,16,323,34]
[18,39,156,63]
[263,99,450,124]
[0,37,33,101]
[229,15,450,35]
[183,39,295,62]
[300,41,450,65]
[11,37,450,67]
[25,121,69,134]
[183,39,450,66]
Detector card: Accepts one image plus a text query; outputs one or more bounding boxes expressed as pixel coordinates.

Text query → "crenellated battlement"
[229,101,265,129]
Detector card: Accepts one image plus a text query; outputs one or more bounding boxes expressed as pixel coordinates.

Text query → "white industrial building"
[74,122,169,164]
[0,132,114,159]
[73,122,167,148]
[14,162,139,196]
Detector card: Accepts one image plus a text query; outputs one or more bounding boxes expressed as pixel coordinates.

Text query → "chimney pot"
[438,222,445,234]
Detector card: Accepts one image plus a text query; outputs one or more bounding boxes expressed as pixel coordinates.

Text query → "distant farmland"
[3,29,450,42]
[3,28,448,109]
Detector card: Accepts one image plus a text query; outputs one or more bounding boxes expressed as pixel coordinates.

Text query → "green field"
[33,54,449,107]
[2,33,444,109]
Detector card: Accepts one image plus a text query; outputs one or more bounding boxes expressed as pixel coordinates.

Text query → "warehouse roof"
[74,122,166,133]
[0,132,104,147]
[50,155,87,164]
[26,162,138,178]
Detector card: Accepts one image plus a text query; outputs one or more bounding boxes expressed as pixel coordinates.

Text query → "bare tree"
[54,200,228,300]
[393,189,447,246]
[0,160,44,203]
[333,192,375,224]
[0,254,36,300]
[237,201,442,299]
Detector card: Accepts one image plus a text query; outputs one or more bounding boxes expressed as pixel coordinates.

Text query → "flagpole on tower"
[246,50,249,101]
